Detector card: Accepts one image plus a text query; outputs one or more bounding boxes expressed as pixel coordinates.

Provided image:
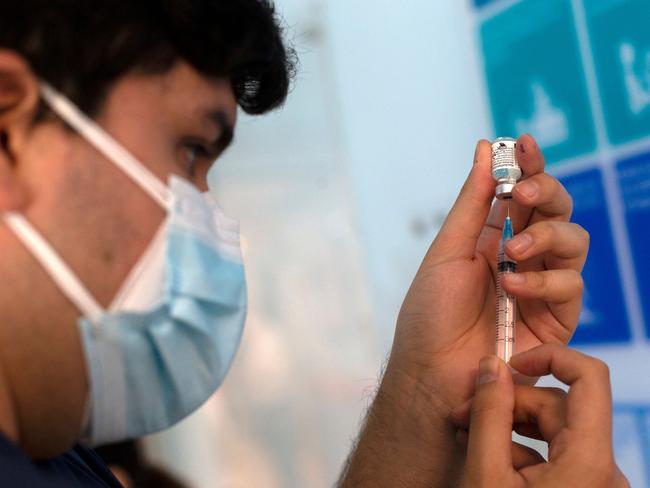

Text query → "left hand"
[389,134,588,410]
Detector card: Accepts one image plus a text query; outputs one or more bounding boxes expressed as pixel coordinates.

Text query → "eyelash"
[182,140,214,175]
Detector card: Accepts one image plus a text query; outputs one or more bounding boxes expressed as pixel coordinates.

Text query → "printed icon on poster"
[515,81,570,149]
[620,42,650,116]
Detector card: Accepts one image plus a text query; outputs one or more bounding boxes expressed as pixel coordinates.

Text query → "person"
[95,440,188,488]
[0,1,293,485]
[451,346,629,487]
[0,0,592,486]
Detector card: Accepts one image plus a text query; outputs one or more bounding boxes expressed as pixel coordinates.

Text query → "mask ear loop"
[3,212,104,325]
[39,82,170,210]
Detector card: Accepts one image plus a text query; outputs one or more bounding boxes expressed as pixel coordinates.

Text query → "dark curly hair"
[1,0,296,116]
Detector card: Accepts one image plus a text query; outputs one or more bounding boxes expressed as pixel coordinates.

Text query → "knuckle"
[536,387,567,416]
[576,225,590,248]
[530,271,547,291]
[547,386,568,401]
[566,270,584,294]
[589,357,610,379]
[565,190,574,214]
[576,274,585,295]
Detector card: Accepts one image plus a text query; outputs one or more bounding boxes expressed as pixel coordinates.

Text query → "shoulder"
[0,434,121,487]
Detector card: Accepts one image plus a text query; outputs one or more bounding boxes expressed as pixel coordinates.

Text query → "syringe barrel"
[496,255,517,363]
[496,217,517,363]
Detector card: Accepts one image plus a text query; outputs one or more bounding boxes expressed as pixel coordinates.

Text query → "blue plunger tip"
[503,216,513,240]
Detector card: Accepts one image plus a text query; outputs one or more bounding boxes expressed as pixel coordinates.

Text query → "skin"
[0,50,236,458]
[451,346,629,487]
[339,136,589,486]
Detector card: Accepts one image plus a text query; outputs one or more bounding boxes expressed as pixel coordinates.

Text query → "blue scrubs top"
[0,434,122,487]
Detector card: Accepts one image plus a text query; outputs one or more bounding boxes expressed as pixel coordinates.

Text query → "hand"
[339,135,589,487]
[392,134,588,408]
[451,346,629,487]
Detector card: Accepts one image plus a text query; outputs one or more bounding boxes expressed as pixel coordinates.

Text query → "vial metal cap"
[495,182,516,200]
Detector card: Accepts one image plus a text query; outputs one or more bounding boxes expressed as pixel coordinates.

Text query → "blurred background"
[136,0,649,486]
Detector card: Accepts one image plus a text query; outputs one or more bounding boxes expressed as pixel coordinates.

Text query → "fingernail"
[516,180,538,199]
[507,233,533,254]
[504,273,525,285]
[517,138,526,153]
[473,140,481,165]
[478,356,499,384]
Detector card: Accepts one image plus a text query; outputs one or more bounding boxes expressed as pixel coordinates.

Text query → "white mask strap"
[39,82,170,209]
[3,212,104,323]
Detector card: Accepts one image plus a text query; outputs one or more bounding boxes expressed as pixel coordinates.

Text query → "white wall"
[323,0,491,349]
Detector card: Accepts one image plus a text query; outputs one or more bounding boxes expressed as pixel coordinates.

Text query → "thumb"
[464,356,515,482]
[428,139,495,263]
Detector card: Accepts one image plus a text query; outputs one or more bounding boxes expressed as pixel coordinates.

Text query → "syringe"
[496,215,516,363]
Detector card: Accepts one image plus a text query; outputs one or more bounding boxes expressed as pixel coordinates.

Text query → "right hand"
[451,345,629,487]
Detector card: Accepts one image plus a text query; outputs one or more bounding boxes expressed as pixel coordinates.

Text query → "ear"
[0,50,40,211]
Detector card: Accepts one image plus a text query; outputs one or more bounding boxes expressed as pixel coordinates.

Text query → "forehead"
[160,62,238,127]
[102,61,238,129]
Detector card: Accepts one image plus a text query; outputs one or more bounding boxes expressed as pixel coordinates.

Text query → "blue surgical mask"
[2,82,247,445]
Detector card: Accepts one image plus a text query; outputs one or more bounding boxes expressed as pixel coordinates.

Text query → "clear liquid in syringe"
[496,214,517,363]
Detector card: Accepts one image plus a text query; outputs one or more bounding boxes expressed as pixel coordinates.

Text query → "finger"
[429,140,494,261]
[516,134,546,176]
[464,356,514,479]
[504,221,589,271]
[488,173,573,232]
[502,269,583,304]
[511,173,573,223]
[507,134,551,230]
[510,345,612,444]
[451,386,567,440]
[513,386,567,441]
[512,442,546,470]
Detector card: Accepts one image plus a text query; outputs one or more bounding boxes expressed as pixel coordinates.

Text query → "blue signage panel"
[560,169,631,344]
[618,152,650,336]
[613,404,650,487]
[585,0,650,145]
[480,0,596,164]
[473,0,498,7]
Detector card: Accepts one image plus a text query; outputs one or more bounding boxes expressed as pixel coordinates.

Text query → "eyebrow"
[208,110,235,155]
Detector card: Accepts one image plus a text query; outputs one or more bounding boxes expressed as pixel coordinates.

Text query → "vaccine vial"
[491,137,521,200]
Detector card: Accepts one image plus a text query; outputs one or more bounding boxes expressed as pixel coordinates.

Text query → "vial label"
[492,145,517,173]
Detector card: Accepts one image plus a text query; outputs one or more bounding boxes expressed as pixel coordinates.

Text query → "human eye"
[181,139,215,176]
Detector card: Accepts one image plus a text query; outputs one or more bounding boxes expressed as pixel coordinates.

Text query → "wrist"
[339,360,463,487]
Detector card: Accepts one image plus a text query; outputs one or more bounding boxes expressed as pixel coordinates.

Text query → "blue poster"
[473,0,498,7]
[585,0,650,145]
[480,0,596,164]
[560,169,631,344]
[613,404,650,486]
[618,153,650,337]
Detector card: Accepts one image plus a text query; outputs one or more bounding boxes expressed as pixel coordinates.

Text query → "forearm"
[338,364,464,488]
